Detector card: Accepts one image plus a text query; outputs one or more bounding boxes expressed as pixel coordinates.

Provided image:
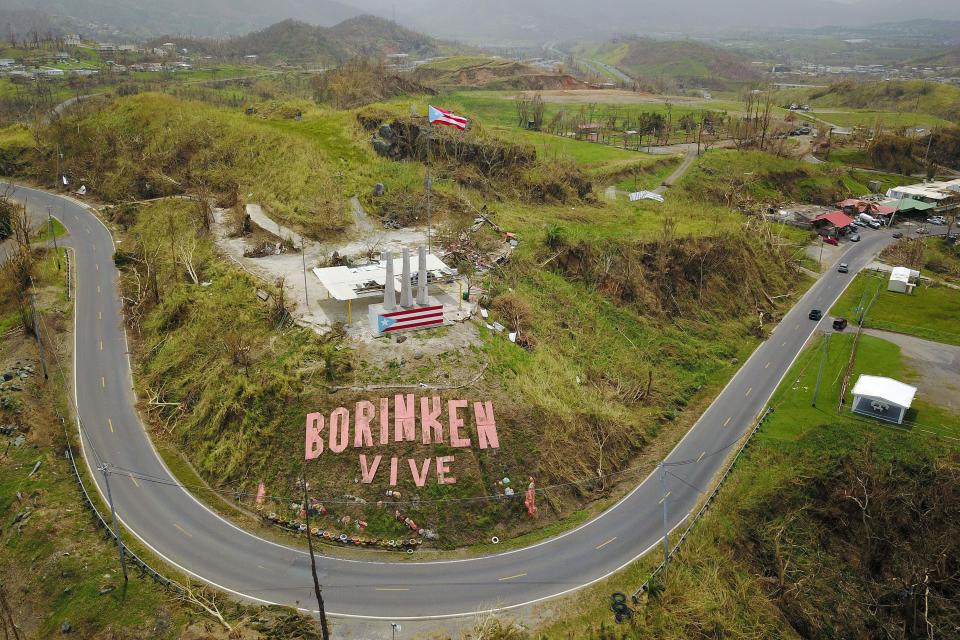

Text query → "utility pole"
[28,280,49,380]
[659,462,669,574]
[302,470,330,640]
[812,332,831,407]
[99,463,129,582]
[48,208,60,270]
[696,117,703,156]
[818,234,824,269]
[301,239,309,308]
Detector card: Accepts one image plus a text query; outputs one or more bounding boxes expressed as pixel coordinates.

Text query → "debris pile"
[1,361,35,393]
[258,487,439,551]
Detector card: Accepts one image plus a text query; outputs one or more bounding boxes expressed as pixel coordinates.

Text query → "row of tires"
[263,512,423,551]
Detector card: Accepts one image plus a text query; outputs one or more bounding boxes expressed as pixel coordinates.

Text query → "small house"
[888,266,919,294]
[851,375,916,424]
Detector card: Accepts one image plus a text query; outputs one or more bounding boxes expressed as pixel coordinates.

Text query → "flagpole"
[426,117,433,255]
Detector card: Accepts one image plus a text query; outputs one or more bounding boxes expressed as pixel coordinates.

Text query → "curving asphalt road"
[7,181,894,620]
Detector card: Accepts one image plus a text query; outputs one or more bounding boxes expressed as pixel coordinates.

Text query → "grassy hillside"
[412,56,581,90]
[680,149,899,208]
[909,45,960,70]
[11,91,817,549]
[525,332,960,639]
[32,94,348,237]
[806,80,960,124]
[580,38,762,90]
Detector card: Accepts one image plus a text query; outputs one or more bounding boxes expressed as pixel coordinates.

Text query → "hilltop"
[151,16,440,65]
[411,56,583,90]
[579,38,762,91]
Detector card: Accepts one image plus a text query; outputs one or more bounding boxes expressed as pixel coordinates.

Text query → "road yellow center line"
[723,416,732,427]
[96,285,100,294]
[173,523,192,537]
[498,572,527,582]
[100,339,103,351]
[101,376,106,388]
[108,418,114,433]
[745,387,752,397]
[98,311,102,320]
[697,451,705,462]
[659,491,671,504]
[130,475,140,488]
[765,361,770,369]
[595,537,617,550]
[95,263,99,271]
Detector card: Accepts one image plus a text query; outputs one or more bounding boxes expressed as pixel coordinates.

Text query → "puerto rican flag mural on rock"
[376,305,444,334]
[428,105,469,130]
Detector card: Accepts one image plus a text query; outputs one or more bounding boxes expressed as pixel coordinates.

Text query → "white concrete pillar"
[417,245,428,305]
[400,248,414,308]
[383,250,396,311]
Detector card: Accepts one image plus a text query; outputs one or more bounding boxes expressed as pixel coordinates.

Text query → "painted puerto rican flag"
[428,105,469,130]
[377,305,445,334]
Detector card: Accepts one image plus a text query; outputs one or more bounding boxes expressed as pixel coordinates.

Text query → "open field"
[831,272,960,346]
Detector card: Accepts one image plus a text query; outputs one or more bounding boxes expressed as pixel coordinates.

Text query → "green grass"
[831,272,960,346]
[680,149,884,206]
[33,217,67,243]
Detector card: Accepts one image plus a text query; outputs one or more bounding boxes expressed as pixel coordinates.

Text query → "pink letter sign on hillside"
[302,395,501,485]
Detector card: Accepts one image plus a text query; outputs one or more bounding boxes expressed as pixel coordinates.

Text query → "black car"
[809,309,823,320]
[892,232,903,239]
[832,317,848,331]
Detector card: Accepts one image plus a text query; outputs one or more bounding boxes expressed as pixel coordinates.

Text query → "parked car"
[927,216,946,225]
[832,317,848,331]
[809,309,823,321]
[838,263,849,273]
[849,233,860,242]
[916,227,928,234]
[892,232,903,239]
[823,236,839,246]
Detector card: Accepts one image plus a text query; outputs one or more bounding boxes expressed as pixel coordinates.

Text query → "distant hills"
[580,38,762,90]
[349,0,960,42]
[910,46,960,69]
[7,0,960,42]
[152,16,440,65]
[10,0,362,38]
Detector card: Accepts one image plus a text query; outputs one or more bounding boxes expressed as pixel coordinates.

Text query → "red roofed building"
[813,211,855,237]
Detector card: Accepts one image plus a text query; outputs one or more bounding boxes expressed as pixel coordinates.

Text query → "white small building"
[851,375,916,424]
[888,266,919,294]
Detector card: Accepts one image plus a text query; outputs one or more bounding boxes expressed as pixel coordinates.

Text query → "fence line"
[64,436,185,595]
[631,406,773,603]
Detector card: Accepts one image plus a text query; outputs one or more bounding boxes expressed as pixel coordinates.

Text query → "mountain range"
[6,0,960,41]
[148,16,440,64]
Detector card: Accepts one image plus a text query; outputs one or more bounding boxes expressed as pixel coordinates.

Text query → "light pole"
[99,463,129,582]
[391,622,401,639]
